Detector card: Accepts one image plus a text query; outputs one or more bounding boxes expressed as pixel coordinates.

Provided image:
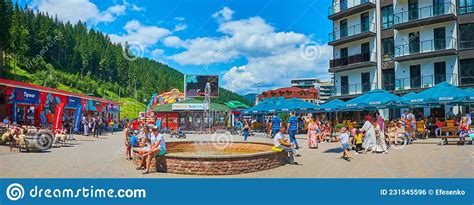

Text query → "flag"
[53,103,65,134]
[73,105,83,132]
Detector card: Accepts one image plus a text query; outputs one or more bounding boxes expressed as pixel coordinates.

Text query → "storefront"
[0,79,120,127]
[153,99,230,131]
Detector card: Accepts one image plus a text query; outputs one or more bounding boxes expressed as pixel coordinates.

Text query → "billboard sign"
[184,75,219,98]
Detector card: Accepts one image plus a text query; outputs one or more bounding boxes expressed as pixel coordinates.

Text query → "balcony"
[329,52,376,72]
[328,22,376,46]
[333,82,378,97]
[459,5,474,15]
[393,73,457,92]
[460,40,474,50]
[328,0,375,21]
[393,3,457,30]
[394,37,458,62]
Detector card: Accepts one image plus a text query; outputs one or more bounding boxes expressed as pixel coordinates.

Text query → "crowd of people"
[123,122,167,175]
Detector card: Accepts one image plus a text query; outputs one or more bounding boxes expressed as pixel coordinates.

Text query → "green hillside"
[0,0,249,119]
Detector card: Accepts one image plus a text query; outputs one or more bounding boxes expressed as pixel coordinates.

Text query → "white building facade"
[328,0,474,100]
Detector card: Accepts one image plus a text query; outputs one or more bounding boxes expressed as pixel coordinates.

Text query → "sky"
[21,0,333,94]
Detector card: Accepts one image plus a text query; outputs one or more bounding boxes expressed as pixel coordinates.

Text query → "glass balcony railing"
[332,82,378,96]
[460,40,474,50]
[393,3,456,25]
[459,5,474,14]
[329,22,375,42]
[330,52,376,68]
[394,73,457,91]
[328,0,375,16]
[394,37,457,57]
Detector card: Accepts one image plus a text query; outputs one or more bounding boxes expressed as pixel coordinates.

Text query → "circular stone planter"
[132,141,288,175]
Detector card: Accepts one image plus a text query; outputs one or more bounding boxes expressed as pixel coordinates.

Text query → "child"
[435,118,444,137]
[459,117,468,145]
[353,129,363,154]
[339,127,351,161]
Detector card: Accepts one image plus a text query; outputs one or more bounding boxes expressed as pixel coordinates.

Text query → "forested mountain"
[0,0,249,113]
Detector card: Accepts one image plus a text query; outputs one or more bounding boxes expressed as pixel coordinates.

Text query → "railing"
[394,37,457,57]
[330,52,376,68]
[328,0,375,16]
[460,75,474,86]
[394,73,457,91]
[459,4,474,14]
[333,82,378,96]
[329,22,376,42]
[460,40,474,50]
[393,2,456,25]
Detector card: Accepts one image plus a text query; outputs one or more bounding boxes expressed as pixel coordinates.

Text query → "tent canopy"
[409,82,474,105]
[224,100,250,109]
[270,98,321,112]
[344,89,407,110]
[320,99,346,112]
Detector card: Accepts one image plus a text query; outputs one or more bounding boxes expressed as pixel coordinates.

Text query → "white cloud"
[166,7,331,93]
[174,17,185,21]
[32,0,127,25]
[163,36,187,48]
[131,4,145,11]
[109,20,171,49]
[212,7,234,22]
[151,48,165,57]
[174,23,188,32]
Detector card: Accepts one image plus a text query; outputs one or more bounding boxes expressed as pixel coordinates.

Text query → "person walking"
[361,116,376,153]
[307,118,318,149]
[82,115,88,136]
[242,120,250,142]
[287,111,300,149]
[270,113,281,138]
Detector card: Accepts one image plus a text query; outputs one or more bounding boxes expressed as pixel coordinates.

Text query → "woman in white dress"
[361,116,376,153]
[373,121,388,153]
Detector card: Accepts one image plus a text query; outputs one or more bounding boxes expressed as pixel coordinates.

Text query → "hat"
[133,130,139,134]
[152,126,158,131]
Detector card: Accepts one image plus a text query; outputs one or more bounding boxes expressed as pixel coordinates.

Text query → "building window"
[460,59,474,85]
[381,5,393,29]
[460,23,474,50]
[341,76,349,95]
[382,37,394,61]
[434,62,446,85]
[459,0,474,14]
[382,69,395,91]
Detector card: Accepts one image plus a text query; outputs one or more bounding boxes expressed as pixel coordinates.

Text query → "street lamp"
[255,82,262,103]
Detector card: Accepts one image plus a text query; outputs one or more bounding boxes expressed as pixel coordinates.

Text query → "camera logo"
[6,183,24,201]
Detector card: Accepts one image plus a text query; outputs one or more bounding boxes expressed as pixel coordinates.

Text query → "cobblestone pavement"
[0,131,472,178]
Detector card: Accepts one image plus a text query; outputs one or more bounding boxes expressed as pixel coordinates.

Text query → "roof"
[224,100,250,109]
[153,98,230,112]
[0,78,118,104]
[259,86,319,101]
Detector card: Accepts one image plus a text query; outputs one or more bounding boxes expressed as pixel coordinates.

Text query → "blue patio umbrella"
[409,82,474,105]
[270,98,321,112]
[242,100,276,114]
[320,99,346,112]
[402,92,418,101]
[345,89,408,110]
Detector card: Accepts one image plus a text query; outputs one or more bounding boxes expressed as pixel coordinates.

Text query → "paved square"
[0,131,472,178]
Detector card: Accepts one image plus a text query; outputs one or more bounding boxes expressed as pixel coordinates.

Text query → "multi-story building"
[316,81,334,104]
[328,0,474,101]
[258,87,319,103]
[291,78,318,89]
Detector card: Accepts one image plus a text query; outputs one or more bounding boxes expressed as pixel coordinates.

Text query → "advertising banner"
[13,88,40,105]
[184,75,219,98]
[73,105,83,132]
[52,103,65,134]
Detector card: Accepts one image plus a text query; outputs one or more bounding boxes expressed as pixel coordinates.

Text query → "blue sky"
[23,0,333,94]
